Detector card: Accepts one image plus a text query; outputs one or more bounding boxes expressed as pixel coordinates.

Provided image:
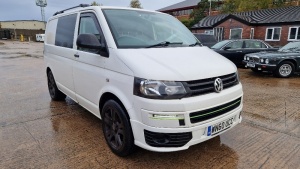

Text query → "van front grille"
[183,73,238,97]
[190,97,242,124]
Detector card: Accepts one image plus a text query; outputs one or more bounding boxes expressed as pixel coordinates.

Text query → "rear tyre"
[102,100,135,157]
[47,70,66,101]
[275,61,294,78]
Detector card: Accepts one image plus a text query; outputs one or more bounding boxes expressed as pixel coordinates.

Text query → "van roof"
[53,4,162,17]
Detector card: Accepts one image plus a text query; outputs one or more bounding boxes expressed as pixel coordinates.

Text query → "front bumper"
[129,84,243,152]
[243,60,277,71]
[131,107,242,152]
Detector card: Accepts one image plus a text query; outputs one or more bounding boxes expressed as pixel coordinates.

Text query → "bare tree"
[130,0,142,9]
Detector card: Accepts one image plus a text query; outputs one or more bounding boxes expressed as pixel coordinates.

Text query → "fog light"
[151,114,184,120]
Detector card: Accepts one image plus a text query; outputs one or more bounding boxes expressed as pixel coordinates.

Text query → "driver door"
[221,40,244,65]
[73,12,108,116]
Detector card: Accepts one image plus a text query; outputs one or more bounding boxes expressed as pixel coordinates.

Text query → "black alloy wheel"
[47,70,66,101]
[102,100,135,157]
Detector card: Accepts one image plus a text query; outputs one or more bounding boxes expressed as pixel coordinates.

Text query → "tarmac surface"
[0,40,299,169]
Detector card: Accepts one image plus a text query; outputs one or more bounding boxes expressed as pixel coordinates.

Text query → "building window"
[230,28,243,39]
[204,30,214,35]
[250,28,254,39]
[288,27,300,41]
[265,27,281,41]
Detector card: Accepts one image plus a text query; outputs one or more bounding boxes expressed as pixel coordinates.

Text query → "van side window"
[55,14,77,48]
[78,13,103,53]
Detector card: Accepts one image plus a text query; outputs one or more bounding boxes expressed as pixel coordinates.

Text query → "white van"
[44,4,243,156]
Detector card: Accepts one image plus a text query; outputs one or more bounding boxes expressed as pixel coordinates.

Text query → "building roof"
[192,6,300,29]
[0,20,45,23]
[158,0,200,12]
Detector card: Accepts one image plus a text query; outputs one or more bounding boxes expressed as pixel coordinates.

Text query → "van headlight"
[134,78,187,99]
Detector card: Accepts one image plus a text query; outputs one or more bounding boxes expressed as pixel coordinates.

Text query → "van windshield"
[102,9,198,49]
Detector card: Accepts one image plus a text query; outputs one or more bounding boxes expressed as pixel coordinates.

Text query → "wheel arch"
[278,59,297,69]
[99,92,131,120]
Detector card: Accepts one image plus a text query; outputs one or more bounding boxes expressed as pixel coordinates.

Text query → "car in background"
[211,39,277,67]
[243,41,300,78]
[36,34,45,42]
[193,33,217,48]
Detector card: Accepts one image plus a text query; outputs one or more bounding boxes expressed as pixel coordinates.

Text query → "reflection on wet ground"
[0,41,299,168]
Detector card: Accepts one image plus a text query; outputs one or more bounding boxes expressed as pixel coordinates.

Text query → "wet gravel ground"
[0,40,299,169]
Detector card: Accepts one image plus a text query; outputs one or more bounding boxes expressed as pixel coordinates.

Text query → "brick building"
[191,6,300,47]
[158,0,222,21]
[0,20,45,41]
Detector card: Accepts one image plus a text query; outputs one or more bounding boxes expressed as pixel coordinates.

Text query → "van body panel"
[116,47,236,81]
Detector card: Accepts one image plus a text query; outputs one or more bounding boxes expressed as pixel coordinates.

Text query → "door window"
[225,41,243,49]
[78,13,103,53]
[245,40,267,49]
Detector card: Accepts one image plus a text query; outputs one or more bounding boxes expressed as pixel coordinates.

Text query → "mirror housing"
[76,34,102,49]
[223,46,231,50]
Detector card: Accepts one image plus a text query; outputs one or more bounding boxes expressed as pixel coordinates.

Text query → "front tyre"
[47,70,66,101]
[275,61,295,78]
[102,100,135,157]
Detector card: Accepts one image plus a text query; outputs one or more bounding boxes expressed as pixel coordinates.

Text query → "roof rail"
[53,4,90,16]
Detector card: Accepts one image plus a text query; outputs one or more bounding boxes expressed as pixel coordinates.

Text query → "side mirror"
[223,46,231,50]
[76,34,102,49]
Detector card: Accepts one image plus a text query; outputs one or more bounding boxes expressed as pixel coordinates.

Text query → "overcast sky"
[0,0,184,21]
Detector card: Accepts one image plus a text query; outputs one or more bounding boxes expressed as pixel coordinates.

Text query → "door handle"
[74,54,79,58]
[236,51,243,53]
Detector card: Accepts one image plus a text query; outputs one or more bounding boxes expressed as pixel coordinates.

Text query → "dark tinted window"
[78,13,103,53]
[245,40,267,49]
[226,41,243,49]
[193,34,217,47]
[55,14,77,48]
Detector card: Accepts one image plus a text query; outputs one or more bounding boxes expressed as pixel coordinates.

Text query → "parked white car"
[44,4,243,156]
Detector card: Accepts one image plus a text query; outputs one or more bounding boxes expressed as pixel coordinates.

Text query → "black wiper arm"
[146,41,183,48]
[189,42,202,47]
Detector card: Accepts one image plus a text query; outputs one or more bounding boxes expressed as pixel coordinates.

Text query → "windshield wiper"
[146,41,183,48]
[189,42,202,47]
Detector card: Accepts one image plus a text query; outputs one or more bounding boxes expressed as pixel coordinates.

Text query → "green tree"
[91,1,102,6]
[130,0,142,9]
[221,0,289,13]
[190,0,219,26]
[221,0,240,13]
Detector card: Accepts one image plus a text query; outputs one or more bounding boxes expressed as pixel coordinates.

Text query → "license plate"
[247,62,255,68]
[207,116,235,136]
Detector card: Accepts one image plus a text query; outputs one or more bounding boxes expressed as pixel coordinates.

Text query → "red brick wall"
[254,25,291,47]
[195,18,297,47]
[193,30,205,33]
[215,18,253,40]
